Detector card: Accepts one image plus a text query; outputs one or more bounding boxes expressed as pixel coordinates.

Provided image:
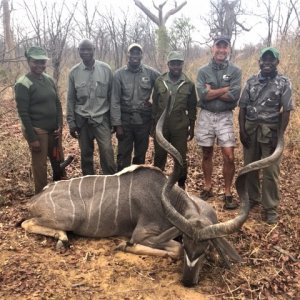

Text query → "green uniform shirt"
[152,72,197,128]
[14,73,62,142]
[197,59,242,112]
[110,64,160,126]
[67,60,112,129]
[239,72,294,123]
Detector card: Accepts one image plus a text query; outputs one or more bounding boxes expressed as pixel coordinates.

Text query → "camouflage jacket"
[239,72,294,123]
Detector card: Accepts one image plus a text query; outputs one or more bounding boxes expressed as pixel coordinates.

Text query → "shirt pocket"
[96,81,109,98]
[75,82,89,105]
[178,85,190,96]
[177,86,190,109]
[264,90,281,107]
[139,78,152,100]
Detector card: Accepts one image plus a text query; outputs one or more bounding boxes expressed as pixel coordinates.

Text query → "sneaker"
[199,188,214,200]
[223,195,238,210]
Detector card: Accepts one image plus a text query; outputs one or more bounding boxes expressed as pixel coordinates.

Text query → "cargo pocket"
[96,81,108,98]
[218,126,236,146]
[245,121,258,136]
[195,127,211,145]
[139,80,152,100]
[75,83,89,105]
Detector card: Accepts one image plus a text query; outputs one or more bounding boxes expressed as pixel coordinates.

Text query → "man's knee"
[222,147,235,163]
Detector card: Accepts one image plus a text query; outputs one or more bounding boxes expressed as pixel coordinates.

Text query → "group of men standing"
[15,36,294,226]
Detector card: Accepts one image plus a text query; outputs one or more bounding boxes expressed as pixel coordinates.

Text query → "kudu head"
[155,97,285,286]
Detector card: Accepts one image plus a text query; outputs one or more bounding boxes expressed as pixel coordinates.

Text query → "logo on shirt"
[141,77,150,83]
[223,74,231,82]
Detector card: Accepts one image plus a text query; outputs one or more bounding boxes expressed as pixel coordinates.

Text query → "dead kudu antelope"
[21,103,284,286]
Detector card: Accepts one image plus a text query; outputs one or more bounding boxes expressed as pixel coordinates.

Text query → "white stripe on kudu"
[95,176,107,235]
[78,177,84,206]
[68,179,76,227]
[87,176,98,231]
[49,182,57,218]
[129,173,133,222]
[114,176,121,229]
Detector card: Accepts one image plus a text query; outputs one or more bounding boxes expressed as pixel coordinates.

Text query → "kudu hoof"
[56,240,69,251]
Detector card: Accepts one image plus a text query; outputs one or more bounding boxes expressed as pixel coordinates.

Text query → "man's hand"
[115,126,124,141]
[205,84,229,101]
[53,127,62,139]
[239,130,251,148]
[70,127,80,139]
[30,140,41,152]
[188,120,195,141]
[205,84,212,91]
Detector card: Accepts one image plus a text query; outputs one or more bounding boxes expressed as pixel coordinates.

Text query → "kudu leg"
[115,240,182,259]
[119,226,183,259]
[22,218,68,250]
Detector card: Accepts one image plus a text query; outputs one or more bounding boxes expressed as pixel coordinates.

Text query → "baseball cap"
[128,43,143,53]
[213,35,231,45]
[25,46,49,60]
[167,51,184,62]
[260,47,280,60]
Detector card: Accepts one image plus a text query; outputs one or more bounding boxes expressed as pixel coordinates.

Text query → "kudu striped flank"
[21,99,284,286]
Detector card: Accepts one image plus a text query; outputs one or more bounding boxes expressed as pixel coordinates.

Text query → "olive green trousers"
[243,121,281,211]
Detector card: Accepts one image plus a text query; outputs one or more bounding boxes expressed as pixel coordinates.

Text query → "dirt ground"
[0,96,299,299]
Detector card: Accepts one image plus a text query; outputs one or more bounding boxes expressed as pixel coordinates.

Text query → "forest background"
[0,0,299,299]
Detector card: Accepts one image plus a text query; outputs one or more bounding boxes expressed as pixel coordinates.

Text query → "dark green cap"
[25,46,49,60]
[167,51,184,62]
[260,47,280,60]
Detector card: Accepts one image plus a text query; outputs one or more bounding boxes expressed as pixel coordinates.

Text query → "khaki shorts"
[195,109,236,147]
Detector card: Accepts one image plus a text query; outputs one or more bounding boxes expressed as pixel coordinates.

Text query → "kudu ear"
[211,237,241,267]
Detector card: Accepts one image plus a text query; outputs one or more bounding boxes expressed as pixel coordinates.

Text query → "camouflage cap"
[128,43,143,53]
[260,47,280,60]
[25,46,49,60]
[213,35,231,45]
[167,51,184,62]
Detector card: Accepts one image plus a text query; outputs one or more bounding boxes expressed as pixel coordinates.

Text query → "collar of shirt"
[79,61,95,71]
[165,72,185,86]
[211,58,229,70]
[258,71,278,82]
[126,64,143,73]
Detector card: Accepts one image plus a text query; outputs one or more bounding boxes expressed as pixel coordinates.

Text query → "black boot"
[223,195,238,210]
[178,179,185,190]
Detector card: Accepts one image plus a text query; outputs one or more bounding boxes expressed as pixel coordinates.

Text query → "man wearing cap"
[195,35,242,209]
[111,43,160,171]
[239,47,294,224]
[15,46,64,193]
[152,51,197,190]
[67,39,116,175]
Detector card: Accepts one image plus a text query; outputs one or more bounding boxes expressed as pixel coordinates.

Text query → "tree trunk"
[134,0,187,71]
[2,0,14,63]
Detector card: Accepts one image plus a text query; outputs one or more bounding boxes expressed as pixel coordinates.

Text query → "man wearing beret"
[195,35,242,209]
[15,46,64,193]
[239,47,294,224]
[152,51,197,190]
[111,43,160,171]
